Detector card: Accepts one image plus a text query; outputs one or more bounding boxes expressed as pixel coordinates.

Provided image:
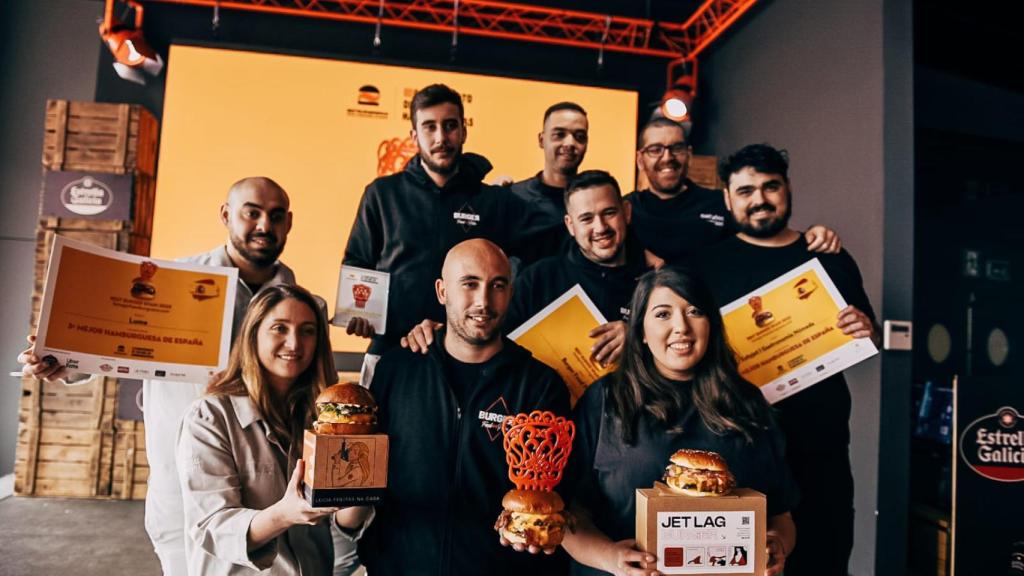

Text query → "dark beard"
[420,149,460,176]
[230,233,284,268]
[735,207,791,239]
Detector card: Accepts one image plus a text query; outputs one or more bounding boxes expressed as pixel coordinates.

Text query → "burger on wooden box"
[636,482,766,576]
[301,382,388,507]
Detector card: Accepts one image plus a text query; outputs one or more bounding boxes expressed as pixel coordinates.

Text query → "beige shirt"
[177,393,360,575]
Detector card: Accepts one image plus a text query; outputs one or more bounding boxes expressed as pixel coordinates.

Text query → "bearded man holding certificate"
[696,144,880,576]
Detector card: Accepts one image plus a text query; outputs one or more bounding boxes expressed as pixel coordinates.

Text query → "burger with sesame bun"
[494,489,572,548]
[313,382,378,435]
[663,449,736,497]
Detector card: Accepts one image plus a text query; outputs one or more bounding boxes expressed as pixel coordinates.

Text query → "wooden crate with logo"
[14,100,158,501]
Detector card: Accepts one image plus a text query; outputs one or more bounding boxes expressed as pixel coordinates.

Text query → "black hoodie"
[361,334,572,575]
[506,239,650,332]
[344,153,554,353]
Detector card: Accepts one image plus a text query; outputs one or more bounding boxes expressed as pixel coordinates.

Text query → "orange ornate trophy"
[494,410,576,548]
[352,283,372,309]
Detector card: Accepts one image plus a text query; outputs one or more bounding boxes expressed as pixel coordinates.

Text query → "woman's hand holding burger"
[600,539,659,576]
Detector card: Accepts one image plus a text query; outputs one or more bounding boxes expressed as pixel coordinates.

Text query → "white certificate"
[331,265,390,335]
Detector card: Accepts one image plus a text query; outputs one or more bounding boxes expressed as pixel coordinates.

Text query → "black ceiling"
[915,0,1024,94]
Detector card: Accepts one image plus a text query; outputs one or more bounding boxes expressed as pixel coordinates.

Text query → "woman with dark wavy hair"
[561,267,798,576]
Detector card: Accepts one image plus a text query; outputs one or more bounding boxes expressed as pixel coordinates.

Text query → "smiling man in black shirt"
[508,102,589,229]
[626,118,842,264]
[506,170,648,369]
[697,144,880,576]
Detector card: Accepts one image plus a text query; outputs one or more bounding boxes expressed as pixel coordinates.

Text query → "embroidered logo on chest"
[700,213,725,227]
[478,396,510,442]
[453,202,481,231]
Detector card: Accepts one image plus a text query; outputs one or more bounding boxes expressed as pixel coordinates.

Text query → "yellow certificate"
[720,259,877,404]
[34,236,238,382]
[508,284,615,405]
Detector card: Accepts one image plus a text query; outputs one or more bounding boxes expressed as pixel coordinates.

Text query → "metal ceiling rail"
[138,0,757,59]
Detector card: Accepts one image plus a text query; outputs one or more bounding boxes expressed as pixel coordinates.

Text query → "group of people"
[19,82,879,576]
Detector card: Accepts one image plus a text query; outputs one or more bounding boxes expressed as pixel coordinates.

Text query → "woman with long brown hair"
[562,267,798,576]
[176,285,361,575]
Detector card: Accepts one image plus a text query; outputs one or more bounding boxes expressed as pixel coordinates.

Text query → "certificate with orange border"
[34,236,238,382]
[508,284,615,405]
[720,259,878,404]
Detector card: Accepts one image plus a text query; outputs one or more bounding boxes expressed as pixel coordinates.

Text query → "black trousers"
[784,446,855,576]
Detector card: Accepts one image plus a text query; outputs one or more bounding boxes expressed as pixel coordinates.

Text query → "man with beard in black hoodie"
[343,83,550,383]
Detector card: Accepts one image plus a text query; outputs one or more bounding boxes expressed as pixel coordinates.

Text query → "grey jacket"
[177,393,362,575]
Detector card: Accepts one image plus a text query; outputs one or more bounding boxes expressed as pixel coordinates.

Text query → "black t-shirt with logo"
[695,235,876,455]
[624,179,736,265]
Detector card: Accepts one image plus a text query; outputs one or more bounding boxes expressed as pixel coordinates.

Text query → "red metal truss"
[138,0,757,59]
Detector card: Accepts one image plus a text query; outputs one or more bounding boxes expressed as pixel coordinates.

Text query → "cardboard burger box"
[636,482,766,575]
[301,430,389,507]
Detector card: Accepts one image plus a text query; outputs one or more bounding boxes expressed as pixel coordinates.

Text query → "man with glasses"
[627,118,839,264]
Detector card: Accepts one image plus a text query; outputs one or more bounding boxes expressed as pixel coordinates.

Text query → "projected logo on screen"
[347,84,388,120]
[358,85,380,106]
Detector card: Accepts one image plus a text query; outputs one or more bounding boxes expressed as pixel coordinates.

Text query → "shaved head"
[226,176,289,208]
[441,239,510,281]
[220,176,292,268]
[436,239,512,357]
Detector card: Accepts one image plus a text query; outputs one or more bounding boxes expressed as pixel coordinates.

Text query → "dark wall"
[699,0,914,574]
[0,0,103,478]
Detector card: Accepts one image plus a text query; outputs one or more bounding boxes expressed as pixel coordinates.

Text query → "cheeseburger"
[663,449,736,497]
[494,489,571,548]
[313,382,378,435]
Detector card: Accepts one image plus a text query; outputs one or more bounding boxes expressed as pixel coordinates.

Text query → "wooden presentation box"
[636,483,766,576]
[301,430,388,507]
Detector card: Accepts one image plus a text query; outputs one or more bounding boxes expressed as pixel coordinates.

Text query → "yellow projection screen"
[155,44,638,353]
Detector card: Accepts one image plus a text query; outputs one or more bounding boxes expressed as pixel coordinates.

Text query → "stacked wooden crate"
[15,100,157,500]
